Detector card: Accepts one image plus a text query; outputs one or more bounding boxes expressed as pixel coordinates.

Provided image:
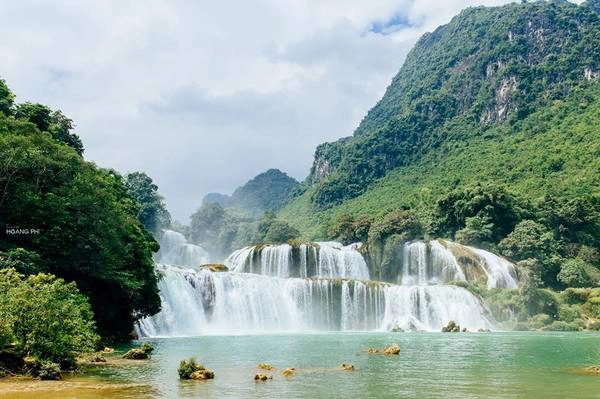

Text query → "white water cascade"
[136,237,518,337]
[155,229,209,267]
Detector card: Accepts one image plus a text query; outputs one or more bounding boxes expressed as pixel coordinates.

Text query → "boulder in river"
[102,347,114,353]
[122,349,148,360]
[254,373,272,381]
[442,321,461,332]
[383,343,401,355]
[178,358,215,380]
[257,363,275,370]
[340,363,354,371]
[580,366,600,375]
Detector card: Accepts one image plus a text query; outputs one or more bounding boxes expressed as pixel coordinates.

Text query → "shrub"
[541,320,581,331]
[368,210,424,243]
[561,288,590,304]
[557,305,582,323]
[178,357,204,379]
[0,268,98,366]
[557,259,592,288]
[38,361,61,380]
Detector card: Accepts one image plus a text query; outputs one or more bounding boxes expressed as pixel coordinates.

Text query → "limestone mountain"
[280,0,600,238]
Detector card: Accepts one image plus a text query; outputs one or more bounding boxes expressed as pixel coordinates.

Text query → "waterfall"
[155,229,209,267]
[137,236,518,337]
[225,241,369,280]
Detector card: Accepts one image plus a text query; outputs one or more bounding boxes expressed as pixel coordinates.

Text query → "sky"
[0,0,512,221]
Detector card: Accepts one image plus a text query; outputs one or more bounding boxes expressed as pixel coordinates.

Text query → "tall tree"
[125,172,171,233]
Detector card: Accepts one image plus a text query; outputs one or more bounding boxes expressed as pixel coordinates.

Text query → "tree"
[0,78,14,116]
[125,172,171,233]
[435,184,524,241]
[264,220,300,243]
[499,220,554,261]
[0,248,42,274]
[557,259,592,288]
[0,268,99,367]
[48,110,84,155]
[455,214,494,245]
[368,209,424,243]
[0,116,160,338]
[14,102,84,154]
[15,102,52,131]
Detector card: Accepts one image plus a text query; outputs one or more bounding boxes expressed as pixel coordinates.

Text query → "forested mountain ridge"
[279,0,600,303]
[299,0,599,209]
[203,168,298,213]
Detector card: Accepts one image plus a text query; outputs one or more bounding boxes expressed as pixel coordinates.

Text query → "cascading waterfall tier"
[395,240,518,289]
[137,236,518,337]
[225,241,370,280]
[155,229,209,267]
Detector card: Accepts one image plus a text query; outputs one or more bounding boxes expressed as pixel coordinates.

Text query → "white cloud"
[0,0,514,220]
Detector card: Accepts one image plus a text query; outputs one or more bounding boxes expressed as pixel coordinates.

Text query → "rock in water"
[254,373,272,381]
[102,347,114,353]
[282,368,295,377]
[122,349,148,359]
[367,343,400,355]
[190,370,215,380]
[442,320,461,332]
[340,363,354,371]
[383,343,400,355]
[257,363,275,370]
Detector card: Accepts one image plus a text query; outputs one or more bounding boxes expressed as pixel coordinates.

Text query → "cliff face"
[305,1,600,204]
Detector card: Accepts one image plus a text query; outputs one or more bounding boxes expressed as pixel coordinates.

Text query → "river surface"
[2,332,600,399]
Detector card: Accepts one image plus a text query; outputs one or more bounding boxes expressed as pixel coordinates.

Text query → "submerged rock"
[580,366,600,375]
[442,321,461,333]
[190,369,215,380]
[254,373,272,381]
[340,363,354,371]
[367,343,400,355]
[282,368,295,377]
[257,363,275,370]
[88,354,107,363]
[390,325,404,333]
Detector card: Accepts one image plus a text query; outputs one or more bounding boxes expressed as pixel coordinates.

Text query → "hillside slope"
[280,0,600,239]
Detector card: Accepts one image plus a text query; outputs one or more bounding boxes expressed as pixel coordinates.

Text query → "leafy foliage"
[557,258,592,288]
[0,268,99,367]
[0,81,160,338]
[125,172,171,233]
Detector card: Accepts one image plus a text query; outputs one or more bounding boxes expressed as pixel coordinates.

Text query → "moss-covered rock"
[441,321,461,332]
[178,357,214,380]
[122,349,148,360]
